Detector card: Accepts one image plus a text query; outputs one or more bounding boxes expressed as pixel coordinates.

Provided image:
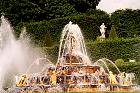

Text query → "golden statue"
[16,74,27,87]
[50,71,57,85]
[109,71,118,84]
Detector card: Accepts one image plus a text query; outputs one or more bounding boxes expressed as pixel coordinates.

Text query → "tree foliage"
[44,32,52,47]
[111,9,140,38]
[69,0,101,12]
[0,0,101,26]
[109,25,118,39]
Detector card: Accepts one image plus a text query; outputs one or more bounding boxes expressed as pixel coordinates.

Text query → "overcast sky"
[97,0,140,13]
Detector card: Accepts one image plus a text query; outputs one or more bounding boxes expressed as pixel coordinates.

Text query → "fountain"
[0,16,43,92]
[0,19,137,92]
[56,21,91,66]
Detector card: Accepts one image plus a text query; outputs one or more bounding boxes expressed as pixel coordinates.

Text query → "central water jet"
[56,21,91,67]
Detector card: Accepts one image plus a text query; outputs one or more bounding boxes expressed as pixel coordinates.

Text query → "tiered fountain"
[13,21,137,93]
[0,17,137,93]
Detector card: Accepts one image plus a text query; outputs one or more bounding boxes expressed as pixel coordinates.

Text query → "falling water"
[56,21,91,66]
[0,16,41,89]
[94,58,121,74]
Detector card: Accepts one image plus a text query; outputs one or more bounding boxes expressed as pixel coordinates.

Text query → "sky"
[97,0,140,13]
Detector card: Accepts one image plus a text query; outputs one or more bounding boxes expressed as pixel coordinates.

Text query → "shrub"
[115,59,124,66]
[109,25,118,39]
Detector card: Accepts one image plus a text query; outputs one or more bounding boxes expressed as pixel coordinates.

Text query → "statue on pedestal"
[100,23,106,39]
[96,23,106,41]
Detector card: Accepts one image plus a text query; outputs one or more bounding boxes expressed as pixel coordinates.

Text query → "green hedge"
[15,14,110,46]
[88,38,140,62]
[42,37,140,62]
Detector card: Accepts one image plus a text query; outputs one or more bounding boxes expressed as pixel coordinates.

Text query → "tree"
[69,0,101,12]
[0,0,44,25]
[44,32,52,47]
[0,0,101,26]
[109,25,118,39]
[111,9,140,38]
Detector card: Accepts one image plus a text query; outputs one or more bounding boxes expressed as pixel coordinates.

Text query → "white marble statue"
[100,23,106,38]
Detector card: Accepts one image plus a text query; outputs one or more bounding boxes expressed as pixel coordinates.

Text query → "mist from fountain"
[0,16,42,89]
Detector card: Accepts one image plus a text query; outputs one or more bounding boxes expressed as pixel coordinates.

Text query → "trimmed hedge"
[42,37,140,62]
[15,14,110,46]
[88,38,140,62]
